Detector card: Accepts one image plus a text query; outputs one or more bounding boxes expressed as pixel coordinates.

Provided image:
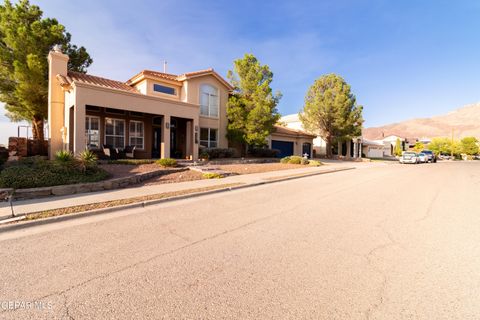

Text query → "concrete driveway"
[1,161,479,319]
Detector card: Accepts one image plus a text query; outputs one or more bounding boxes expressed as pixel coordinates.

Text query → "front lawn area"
[214,162,315,175]
[0,156,109,189]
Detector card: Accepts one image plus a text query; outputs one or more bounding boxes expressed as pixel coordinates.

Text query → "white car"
[417,153,428,163]
[399,152,419,164]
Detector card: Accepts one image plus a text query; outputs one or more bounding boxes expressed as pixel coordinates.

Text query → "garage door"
[272,140,294,158]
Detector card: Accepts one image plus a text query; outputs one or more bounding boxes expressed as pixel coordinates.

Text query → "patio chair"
[125,145,136,159]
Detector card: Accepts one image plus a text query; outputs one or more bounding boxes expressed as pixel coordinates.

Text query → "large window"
[85,116,100,149]
[153,84,176,95]
[129,120,144,149]
[200,128,217,148]
[105,118,125,149]
[200,84,219,117]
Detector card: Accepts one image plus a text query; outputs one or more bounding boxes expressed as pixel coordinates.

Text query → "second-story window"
[153,84,176,95]
[200,84,219,117]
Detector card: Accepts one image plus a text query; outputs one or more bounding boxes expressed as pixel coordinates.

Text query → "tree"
[413,142,425,153]
[460,137,479,155]
[299,74,363,158]
[0,0,92,142]
[394,138,403,156]
[428,137,451,155]
[226,54,281,151]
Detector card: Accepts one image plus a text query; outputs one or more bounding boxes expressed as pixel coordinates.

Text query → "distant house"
[280,114,327,157]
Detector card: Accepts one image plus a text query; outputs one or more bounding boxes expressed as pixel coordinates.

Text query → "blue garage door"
[272,140,294,158]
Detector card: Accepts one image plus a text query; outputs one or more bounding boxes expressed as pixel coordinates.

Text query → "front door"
[152,127,161,158]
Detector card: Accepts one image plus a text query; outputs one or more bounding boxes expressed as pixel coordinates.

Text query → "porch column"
[359,142,362,158]
[192,117,199,161]
[346,140,352,159]
[353,141,358,159]
[337,141,343,157]
[73,103,86,154]
[186,120,193,160]
[161,115,171,159]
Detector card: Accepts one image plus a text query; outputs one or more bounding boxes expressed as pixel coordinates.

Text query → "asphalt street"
[1,161,479,319]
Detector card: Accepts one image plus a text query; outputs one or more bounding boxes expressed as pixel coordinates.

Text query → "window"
[153,84,176,95]
[105,118,125,149]
[129,120,144,149]
[200,128,217,148]
[200,84,219,117]
[85,116,100,149]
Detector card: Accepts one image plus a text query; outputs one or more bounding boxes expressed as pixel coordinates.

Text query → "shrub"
[287,156,303,164]
[76,150,98,173]
[0,158,109,189]
[280,155,311,165]
[156,158,177,167]
[308,160,323,166]
[200,148,235,159]
[248,148,280,158]
[280,156,291,164]
[202,172,223,179]
[55,150,74,164]
[107,159,155,165]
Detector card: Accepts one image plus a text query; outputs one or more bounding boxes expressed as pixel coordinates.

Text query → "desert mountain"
[362,103,480,140]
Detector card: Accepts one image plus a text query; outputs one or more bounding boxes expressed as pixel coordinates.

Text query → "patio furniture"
[125,145,136,159]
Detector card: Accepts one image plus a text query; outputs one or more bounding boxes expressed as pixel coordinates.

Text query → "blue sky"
[1,0,480,144]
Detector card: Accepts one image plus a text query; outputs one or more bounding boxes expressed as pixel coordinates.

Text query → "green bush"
[288,156,303,164]
[107,159,156,165]
[55,150,74,164]
[156,158,177,167]
[308,160,323,166]
[0,156,109,189]
[280,156,291,164]
[200,148,235,159]
[248,148,280,158]
[202,172,223,179]
[280,155,310,165]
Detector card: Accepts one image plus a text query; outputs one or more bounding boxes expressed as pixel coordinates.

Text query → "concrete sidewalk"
[0,161,379,220]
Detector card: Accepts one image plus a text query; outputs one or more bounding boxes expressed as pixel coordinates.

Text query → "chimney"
[163,60,167,73]
[48,47,69,159]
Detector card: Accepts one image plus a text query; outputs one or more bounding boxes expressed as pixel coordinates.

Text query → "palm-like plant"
[76,150,98,173]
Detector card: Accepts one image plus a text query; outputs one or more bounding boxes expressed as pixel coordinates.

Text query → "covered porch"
[69,105,197,159]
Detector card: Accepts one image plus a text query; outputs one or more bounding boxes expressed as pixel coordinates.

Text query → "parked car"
[421,150,437,163]
[399,152,419,164]
[417,153,428,163]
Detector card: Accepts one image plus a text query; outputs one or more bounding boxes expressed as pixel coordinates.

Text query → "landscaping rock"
[51,185,77,196]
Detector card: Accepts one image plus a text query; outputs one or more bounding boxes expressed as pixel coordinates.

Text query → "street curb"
[0,167,354,233]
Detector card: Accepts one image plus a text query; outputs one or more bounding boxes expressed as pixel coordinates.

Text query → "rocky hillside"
[363,103,480,140]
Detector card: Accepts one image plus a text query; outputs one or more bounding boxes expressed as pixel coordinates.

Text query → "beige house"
[48,48,313,160]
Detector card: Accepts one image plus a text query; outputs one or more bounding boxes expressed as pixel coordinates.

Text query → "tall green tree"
[428,137,451,155]
[226,54,281,152]
[394,138,403,156]
[460,136,479,155]
[0,0,92,141]
[299,74,363,158]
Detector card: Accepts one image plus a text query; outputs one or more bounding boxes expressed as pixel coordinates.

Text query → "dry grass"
[216,163,305,175]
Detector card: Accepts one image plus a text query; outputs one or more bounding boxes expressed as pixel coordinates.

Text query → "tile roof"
[127,68,233,90]
[58,72,139,93]
[273,125,317,138]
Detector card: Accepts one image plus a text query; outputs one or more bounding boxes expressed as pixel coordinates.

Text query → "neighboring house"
[269,125,316,158]
[48,48,312,160]
[374,135,406,156]
[280,113,327,156]
[362,139,390,158]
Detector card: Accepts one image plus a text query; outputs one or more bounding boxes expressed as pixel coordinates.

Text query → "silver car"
[399,152,418,164]
[417,153,428,163]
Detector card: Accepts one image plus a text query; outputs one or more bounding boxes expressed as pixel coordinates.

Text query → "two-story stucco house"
[47,48,314,160]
